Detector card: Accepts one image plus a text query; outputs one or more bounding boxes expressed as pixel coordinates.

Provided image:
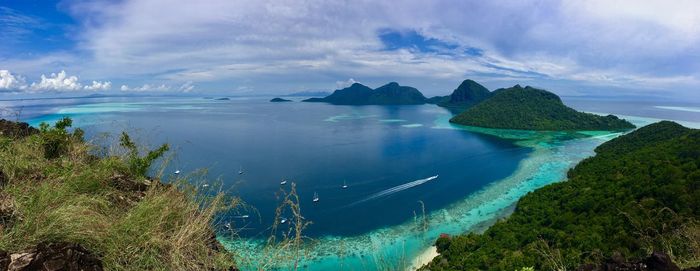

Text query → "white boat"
[202,183,209,188]
[313,192,319,203]
[224,222,231,229]
[280,218,287,224]
[342,180,348,189]
[174,170,180,175]
[280,179,287,185]
[238,166,244,175]
[234,215,249,219]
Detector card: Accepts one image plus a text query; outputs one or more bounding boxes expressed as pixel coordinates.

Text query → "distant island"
[423,121,700,270]
[450,85,635,131]
[285,90,331,97]
[270,97,292,102]
[214,97,230,101]
[303,82,427,105]
[426,79,492,110]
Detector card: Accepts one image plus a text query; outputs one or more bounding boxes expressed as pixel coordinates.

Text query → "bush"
[39,117,76,159]
[119,132,169,177]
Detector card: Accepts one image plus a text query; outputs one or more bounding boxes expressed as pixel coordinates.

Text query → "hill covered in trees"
[450,85,635,131]
[422,121,700,270]
[427,79,492,110]
[302,82,427,105]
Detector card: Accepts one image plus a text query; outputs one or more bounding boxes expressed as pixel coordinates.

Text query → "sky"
[1,0,699,99]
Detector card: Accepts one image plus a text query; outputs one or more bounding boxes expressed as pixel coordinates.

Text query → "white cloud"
[335,78,358,89]
[2,1,700,97]
[178,81,195,92]
[84,80,112,90]
[0,70,26,90]
[120,84,171,92]
[30,70,82,91]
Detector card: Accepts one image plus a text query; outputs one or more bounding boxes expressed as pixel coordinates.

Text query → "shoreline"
[407,245,438,271]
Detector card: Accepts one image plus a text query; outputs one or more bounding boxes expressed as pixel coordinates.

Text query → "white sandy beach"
[407,246,439,271]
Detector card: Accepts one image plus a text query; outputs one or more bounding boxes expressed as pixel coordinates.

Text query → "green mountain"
[427,79,492,109]
[302,82,427,105]
[450,85,635,130]
[422,121,700,270]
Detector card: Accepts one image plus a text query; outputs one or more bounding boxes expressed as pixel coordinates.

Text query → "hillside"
[0,118,236,270]
[422,121,700,270]
[450,85,635,131]
[302,82,427,105]
[427,79,492,109]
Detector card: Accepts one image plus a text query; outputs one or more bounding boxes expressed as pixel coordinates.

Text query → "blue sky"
[1,0,699,99]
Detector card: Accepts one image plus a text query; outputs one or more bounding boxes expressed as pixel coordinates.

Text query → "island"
[450,85,635,130]
[423,121,700,270]
[214,97,230,101]
[302,82,428,105]
[270,97,292,102]
[427,79,492,110]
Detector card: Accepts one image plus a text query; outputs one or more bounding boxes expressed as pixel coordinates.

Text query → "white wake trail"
[351,175,438,205]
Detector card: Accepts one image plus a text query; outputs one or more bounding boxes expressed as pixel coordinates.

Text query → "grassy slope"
[450,85,635,131]
[423,121,700,270]
[0,122,236,270]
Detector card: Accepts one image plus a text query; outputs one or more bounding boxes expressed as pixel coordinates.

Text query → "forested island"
[302,82,427,105]
[422,121,700,270]
[450,85,636,131]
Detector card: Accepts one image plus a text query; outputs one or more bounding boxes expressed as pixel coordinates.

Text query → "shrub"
[119,132,169,177]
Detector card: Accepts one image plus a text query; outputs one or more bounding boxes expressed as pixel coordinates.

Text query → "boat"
[233,215,249,219]
[313,192,319,203]
[280,179,287,185]
[280,218,287,224]
[238,166,244,175]
[174,170,180,175]
[342,180,348,189]
[202,183,209,188]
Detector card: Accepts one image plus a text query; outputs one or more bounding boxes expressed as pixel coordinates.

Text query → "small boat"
[174,170,180,175]
[342,180,348,189]
[224,222,231,229]
[312,192,319,203]
[234,215,249,219]
[280,179,287,185]
[280,218,287,224]
[238,166,244,175]
[202,183,209,188]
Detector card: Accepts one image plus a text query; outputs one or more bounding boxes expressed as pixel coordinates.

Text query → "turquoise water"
[16,96,700,270]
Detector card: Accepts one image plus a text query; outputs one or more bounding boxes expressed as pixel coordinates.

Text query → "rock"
[0,120,38,138]
[3,243,102,271]
[644,251,680,271]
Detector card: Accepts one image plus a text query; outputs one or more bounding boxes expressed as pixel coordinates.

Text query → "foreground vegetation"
[450,85,636,131]
[0,118,237,270]
[423,121,700,270]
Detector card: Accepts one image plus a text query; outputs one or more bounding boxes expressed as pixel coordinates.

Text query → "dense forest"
[450,85,635,131]
[422,121,700,270]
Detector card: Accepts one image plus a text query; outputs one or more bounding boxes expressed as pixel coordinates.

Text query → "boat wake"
[349,175,438,206]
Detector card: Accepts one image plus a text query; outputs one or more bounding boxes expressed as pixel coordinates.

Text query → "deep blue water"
[12,96,530,238]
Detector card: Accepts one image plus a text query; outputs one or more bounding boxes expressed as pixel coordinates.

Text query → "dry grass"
[0,127,237,270]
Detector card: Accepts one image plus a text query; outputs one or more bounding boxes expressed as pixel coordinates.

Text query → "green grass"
[0,123,237,270]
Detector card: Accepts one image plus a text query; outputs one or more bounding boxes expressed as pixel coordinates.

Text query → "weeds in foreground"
[0,120,237,270]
